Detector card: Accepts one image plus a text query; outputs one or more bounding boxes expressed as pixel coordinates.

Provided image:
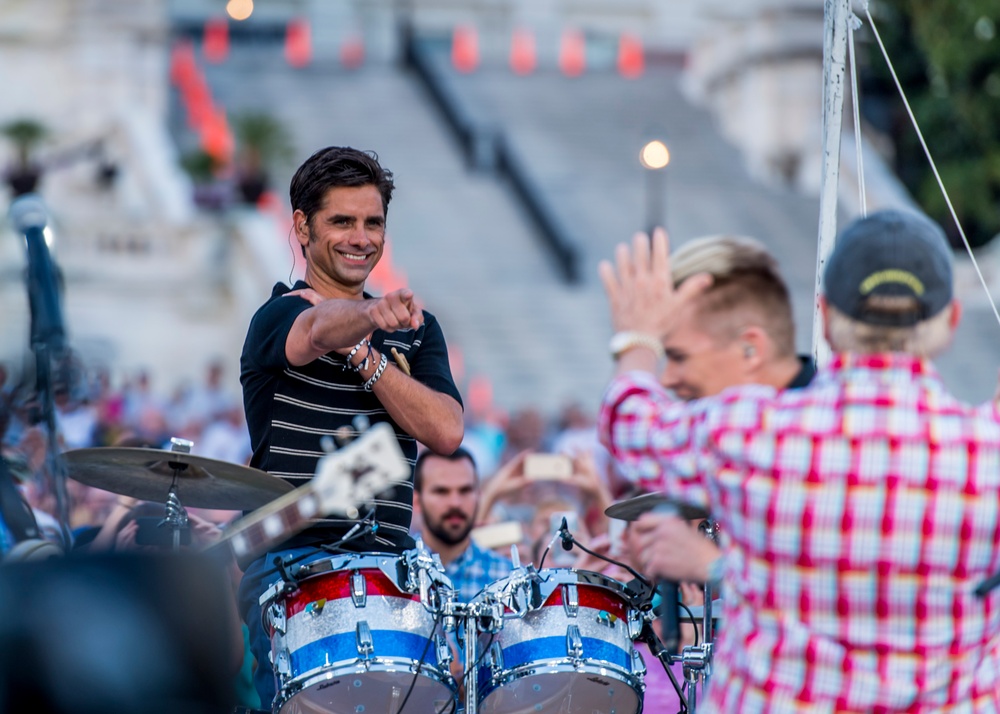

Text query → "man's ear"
[948,299,962,331]
[293,209,310,248]
[739,326,768,373]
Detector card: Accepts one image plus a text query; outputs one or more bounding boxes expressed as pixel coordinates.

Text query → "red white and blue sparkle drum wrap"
[261,553,457,714]
[475,569,645,714]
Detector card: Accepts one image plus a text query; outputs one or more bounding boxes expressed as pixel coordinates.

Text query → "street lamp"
[226,0,253,21]
[639,138,670,235]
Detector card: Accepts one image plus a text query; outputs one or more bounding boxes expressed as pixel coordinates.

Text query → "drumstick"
[391,348,411,376]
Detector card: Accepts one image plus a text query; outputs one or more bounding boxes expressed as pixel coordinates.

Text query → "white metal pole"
[812,0,852,367]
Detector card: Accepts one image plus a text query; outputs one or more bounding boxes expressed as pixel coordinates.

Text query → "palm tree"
[2,118,49,196]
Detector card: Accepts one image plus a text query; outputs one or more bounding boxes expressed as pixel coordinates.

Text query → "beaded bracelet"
[356,342,373,373]
[363,353,388,391]
[344,339,369,372]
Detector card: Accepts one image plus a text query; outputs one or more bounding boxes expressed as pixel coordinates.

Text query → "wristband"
[356,342,373,373]
[344,339,369,372]
[363,353,388,391]
[609,331,666,361]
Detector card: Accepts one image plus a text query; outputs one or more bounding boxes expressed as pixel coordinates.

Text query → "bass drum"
[473,568,645,714]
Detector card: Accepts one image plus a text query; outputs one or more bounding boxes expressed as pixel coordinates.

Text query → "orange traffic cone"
[510,27,536,76]
[201,109,234,165]
[340,32,365,69]
[559,28,586,77]
[203,17,229,64]
[617,32,644,78]
[285,18,312,68]
[451,24,479,73]
[183,75,214,132]
[170,40,197,86]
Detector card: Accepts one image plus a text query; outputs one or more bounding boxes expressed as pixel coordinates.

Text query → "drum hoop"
[278,656,457,695]
[479,660,644,700]
[296,552,403,579]
[472,568,634,604]
[531,568,635,608]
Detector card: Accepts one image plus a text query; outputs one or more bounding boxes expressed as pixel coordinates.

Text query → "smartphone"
[524,453,573,481]
[134,517,191,548]
[471,521,523,551]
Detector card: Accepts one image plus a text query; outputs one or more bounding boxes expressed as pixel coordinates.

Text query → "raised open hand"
[598,228,713,339]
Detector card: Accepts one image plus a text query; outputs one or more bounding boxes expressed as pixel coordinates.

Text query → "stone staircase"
[203,43,617,412]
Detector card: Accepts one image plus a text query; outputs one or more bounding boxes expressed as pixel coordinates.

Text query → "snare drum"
[260,552,458,714]
[474,569,645,714]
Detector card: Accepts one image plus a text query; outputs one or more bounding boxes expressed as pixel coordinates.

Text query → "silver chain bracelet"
[363,353,388,391]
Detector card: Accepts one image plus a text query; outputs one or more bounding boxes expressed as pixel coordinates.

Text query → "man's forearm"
[286,299,374,366]
[370,364,463,454]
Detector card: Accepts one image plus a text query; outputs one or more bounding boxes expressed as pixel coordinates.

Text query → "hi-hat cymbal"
[64,447,293,510]
[604,492,710,522]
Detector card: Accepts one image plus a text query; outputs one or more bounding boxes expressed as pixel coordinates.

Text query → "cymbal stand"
[160,438,193,552]
[443,588,504,714]
[673,578,715,712]
[462,603,479,714]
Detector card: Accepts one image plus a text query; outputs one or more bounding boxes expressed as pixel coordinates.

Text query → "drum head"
[278,670,455,714]
[480,670,640,714]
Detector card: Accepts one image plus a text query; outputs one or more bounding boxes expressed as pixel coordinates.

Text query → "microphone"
[652,504,682,655]
[9,194,65,353]
[558,516,573,551]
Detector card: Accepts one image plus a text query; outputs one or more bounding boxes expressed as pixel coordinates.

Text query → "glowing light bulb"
[226,0,253,21]
[639,140,670,170]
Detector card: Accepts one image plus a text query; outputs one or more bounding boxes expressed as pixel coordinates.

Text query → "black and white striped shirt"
[241,281,462,552]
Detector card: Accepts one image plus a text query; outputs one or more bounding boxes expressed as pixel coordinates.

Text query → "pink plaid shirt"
[600,353,1000,713]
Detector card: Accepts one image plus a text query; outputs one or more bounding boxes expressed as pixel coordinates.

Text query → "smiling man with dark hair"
[237,146,464,708]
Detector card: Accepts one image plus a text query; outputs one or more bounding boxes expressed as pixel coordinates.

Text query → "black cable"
[640,620,688,713]
[255,508,379,581]
[661,654,689,714]
[677,601,700,648]
[537,543,552,571]
[564,532,652,589]
[396,610,443,714]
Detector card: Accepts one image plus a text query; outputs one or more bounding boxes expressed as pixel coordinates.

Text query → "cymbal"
[604,492,710,522]
[64,447,293,510]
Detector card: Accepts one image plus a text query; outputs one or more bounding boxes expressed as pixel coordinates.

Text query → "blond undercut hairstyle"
[670,235,795,357]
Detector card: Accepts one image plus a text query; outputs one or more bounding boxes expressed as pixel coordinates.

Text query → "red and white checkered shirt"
[600,353,1000,713]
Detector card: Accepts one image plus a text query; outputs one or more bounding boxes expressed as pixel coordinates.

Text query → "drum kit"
[57,434,720,714]
[251,494,721,714]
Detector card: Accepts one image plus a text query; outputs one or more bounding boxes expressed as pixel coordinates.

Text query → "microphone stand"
[33,343,72,548]
[15,195,72,549]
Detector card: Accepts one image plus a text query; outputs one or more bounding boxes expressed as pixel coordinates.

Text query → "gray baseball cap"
[824,209,953,326]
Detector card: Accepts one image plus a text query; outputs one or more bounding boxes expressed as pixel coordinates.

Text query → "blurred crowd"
[0,353,637,555]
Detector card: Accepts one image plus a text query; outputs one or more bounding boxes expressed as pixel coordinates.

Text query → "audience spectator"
[412,447,510,602]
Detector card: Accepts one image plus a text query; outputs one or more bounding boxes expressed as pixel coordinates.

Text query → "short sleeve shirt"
[241,281,463,551]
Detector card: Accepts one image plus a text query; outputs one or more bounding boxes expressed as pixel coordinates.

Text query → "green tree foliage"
[863,1,1000,247]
